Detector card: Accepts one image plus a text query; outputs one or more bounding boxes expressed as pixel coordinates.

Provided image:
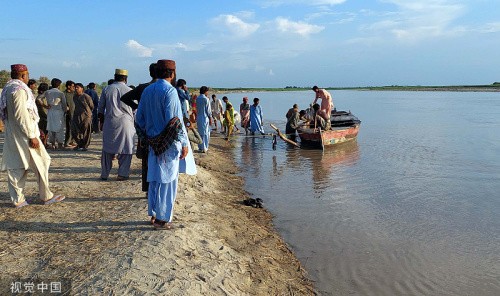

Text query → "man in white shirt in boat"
[312,85,334,119]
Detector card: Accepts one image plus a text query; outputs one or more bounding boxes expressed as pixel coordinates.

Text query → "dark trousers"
[141,147,149,192]
[64,113,73,145]
[92,113,100,133]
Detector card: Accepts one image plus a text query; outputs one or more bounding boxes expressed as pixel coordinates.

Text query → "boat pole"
[269,124,301,148]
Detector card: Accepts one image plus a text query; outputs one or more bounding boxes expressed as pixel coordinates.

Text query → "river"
[221,90,500,295]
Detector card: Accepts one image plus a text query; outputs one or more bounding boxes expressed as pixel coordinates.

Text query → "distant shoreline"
[210,85,500,93]
[2,85,499,97]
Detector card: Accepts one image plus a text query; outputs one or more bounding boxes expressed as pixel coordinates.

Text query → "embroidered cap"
[115,69,128,76]
[11,64,28,72]
[157,59,176,70]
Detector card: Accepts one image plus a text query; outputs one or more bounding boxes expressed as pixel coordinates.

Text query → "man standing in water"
[210,94,223,132]
[135,59,196,229]
[249,97,265,135]
[0,64,65,208]
[239,97,250,135]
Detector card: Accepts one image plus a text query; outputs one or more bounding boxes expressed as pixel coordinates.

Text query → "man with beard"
[0,64,65,207]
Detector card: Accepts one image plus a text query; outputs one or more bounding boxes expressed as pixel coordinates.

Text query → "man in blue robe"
[196,86,212,152]
[84,82,100,133]
[175,79,190,121]
[135,59,196,229]
[250,97,265,135]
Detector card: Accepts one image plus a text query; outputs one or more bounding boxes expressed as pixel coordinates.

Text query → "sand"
[0,133,314,295]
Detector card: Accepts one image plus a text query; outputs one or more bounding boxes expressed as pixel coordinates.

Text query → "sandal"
[44,194,65,205]
[153,220,173,230]
[150,217,156,225]
[15,201,29,208]
[116,175,129,181]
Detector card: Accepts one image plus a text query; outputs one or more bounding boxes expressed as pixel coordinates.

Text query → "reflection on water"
[304,140,360,194]
[231,90,500,296]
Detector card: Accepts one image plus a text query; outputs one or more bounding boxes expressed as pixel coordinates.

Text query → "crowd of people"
[282,86,335,142]
[0,61,282,230]
[0,61,334,231]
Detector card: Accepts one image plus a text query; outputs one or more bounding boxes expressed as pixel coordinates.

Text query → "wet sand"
[0,133,313,295]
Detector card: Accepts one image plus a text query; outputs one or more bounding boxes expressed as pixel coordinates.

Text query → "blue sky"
[1,0,499,88]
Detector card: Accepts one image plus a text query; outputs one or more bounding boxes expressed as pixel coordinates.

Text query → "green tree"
[0,70,11,88]
[38,76,50,84]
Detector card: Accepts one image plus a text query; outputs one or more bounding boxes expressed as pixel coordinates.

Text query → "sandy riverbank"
[0,133,314,295]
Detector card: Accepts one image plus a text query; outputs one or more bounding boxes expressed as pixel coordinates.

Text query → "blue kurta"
[250,104,265,134]
[176,87,190,120]
[196,94,212,152]
[136,79,197,222]
[136,79,197,182]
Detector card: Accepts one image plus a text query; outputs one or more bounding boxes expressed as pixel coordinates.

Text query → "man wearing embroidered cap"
[97,68,134,181]
[0,64,65,208]
[136,59,196,229]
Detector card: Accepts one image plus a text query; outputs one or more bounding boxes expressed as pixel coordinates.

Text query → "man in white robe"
[136,59,196,229]
[45,78,67,149]
[0,64,65,208]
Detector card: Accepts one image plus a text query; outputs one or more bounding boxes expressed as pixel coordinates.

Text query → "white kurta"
[1,82,51,171]
[0,80,53,204]
[45,88,67,133]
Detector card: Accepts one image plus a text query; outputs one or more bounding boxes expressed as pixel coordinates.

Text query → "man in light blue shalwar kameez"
[249,97,265,135]
[135,59,196,229]
[196,86,212,152]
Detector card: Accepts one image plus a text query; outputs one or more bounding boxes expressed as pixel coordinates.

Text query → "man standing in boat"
[312,85,334,118]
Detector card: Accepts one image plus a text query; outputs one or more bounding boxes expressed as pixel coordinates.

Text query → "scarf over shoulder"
[136,116,183,156]
[0,79,39,122]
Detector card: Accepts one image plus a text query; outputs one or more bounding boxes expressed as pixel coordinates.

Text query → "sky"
[1,0,499,88]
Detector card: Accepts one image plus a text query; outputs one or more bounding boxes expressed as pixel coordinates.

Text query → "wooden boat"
[297,110,361,149]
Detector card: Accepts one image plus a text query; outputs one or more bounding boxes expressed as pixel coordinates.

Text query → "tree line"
[0,69,108,93]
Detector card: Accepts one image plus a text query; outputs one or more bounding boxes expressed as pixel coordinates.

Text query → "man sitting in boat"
[312,85,333,118]
[310,103,331,131]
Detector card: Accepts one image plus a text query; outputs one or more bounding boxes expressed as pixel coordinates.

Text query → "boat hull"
[298,123,360,149]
